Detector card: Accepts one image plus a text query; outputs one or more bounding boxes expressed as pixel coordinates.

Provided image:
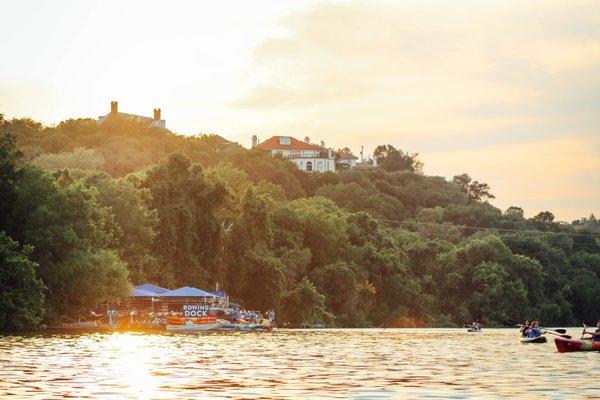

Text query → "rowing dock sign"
[183,304,209,317]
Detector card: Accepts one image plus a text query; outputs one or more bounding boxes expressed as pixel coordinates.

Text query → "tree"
[237,249,285,311]
[32,147,105,171]
[78,171,158,284]
[533,211,555,224]
[281,277,331,326]
[0,231,46,331]
[312,261,374,325]
[373,145,423,173]
[225,186,275,297]
[452,173,495,202]
[142,153,228,287]
[316,182,405,219]
[286,197,349,269]
[505,206,524,219]
[0,130,23,224]
[58,249,130,316]
[2,165,130,316]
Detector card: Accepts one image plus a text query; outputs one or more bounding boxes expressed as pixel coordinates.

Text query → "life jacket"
[527,328,542,338]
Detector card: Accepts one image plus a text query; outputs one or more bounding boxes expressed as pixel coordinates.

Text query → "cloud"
[231,1,600,220]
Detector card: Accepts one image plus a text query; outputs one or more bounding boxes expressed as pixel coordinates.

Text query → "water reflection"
[0,329,598,399]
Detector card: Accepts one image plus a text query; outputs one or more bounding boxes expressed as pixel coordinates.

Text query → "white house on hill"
[253,135,336,172]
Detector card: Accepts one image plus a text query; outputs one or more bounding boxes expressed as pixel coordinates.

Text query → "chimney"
[304,136,310,143]
[320,140,325,148]
[251,135,258,148]
[153,108,161,121]
[111,101,118,114]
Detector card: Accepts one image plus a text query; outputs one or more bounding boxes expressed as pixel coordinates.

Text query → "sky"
[1,0,598,221]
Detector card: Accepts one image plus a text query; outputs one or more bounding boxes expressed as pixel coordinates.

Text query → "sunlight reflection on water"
[0,329,598,399]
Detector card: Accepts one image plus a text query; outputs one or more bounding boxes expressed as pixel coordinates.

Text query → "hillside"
[1,113,599,329]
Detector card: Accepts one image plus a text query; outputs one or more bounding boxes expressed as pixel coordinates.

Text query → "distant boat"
[467,328,483,333]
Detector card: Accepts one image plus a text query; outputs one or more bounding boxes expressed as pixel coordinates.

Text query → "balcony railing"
[277,151,330,159]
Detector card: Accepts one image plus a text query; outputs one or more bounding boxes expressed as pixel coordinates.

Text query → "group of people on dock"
[231,309,276,324]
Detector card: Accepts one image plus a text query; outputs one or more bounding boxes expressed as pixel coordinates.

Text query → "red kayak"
[554,337,600,353]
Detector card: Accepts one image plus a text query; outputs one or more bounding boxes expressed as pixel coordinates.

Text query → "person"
[520,320,531,337]
[527,321,542,338]
[231,308,240,323]
[581,320,600,342]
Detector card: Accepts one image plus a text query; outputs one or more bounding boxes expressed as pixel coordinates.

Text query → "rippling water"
[0,328,598,399]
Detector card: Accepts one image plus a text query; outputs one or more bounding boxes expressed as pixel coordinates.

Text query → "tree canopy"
[0,114,598,329]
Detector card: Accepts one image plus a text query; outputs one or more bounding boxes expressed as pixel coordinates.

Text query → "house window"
[306,161,313,172]
[316,161,323,172]
[298,161,304,169]
[279,137,291,145]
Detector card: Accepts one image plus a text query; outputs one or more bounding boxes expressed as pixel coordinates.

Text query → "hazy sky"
[1,0,598,221]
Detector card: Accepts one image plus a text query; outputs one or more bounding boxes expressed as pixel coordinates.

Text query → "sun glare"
[105,334,161,399]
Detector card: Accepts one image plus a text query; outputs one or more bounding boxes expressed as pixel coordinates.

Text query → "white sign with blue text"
[183,304,209,317]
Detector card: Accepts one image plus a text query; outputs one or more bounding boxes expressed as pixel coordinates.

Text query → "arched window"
[306,161,313,172]
[316,161,323,172]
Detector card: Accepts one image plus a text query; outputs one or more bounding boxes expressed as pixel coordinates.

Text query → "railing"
[277,151,330,159]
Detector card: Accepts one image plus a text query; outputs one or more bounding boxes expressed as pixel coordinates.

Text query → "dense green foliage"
[0,231,46,331]
[0,113,598,329]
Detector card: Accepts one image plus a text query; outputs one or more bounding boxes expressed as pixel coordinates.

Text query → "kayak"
[467,328,483,333]
[521,335,547,343]
[554,337,600,353]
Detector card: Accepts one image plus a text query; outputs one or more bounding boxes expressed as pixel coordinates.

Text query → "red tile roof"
[256,136,322,151]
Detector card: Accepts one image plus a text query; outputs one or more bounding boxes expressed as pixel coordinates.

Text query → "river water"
[0,328,597,399]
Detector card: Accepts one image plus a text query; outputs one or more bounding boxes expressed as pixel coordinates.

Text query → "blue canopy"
[161,286,220,298]
[134,283,170,294]
[131,287,159,297]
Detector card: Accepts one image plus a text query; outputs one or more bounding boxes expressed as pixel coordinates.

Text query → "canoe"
[521,335,547,343]
[165,322,221,331]
[554,337,600,353]
[467,328,483,333]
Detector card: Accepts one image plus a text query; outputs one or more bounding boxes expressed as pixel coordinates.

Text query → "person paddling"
[581,320,600,342]
[520,319,531,337]
[527,321,543,338]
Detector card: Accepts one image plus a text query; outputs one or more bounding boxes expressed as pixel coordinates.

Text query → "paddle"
[504,320,566,334]
[581,321,589,340]
[542,330,572,339]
